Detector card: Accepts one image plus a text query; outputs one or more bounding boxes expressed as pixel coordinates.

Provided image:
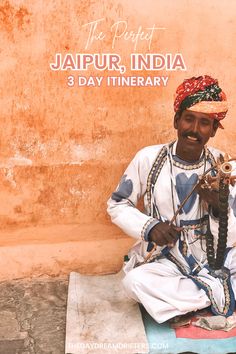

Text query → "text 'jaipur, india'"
[49,18,187,87]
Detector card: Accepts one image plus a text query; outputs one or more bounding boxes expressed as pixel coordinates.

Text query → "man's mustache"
[182,132,202,141]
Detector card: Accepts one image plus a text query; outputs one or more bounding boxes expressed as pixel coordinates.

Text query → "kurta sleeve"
[107,148,160,240]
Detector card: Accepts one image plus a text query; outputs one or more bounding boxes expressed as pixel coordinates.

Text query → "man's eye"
[185,117,192,122]
[201,120,211,126]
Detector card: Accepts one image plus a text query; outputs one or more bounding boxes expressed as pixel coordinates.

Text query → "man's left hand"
[197,185,220,217]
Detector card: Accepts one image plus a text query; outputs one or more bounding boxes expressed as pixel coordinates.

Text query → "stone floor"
[0,276,68,354]
[0,276,234,354]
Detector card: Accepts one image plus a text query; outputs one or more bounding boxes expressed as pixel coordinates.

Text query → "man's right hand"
[148,221,179,247]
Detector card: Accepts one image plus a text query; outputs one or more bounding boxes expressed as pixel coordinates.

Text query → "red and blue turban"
[174,75,228,128]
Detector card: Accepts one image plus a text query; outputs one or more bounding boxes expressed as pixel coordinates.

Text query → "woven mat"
[140,306,236,354]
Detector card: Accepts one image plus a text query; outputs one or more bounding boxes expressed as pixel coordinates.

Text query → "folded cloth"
[193,314,236,331]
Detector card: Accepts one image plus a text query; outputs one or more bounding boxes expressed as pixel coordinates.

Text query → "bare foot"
[169,312,194,328]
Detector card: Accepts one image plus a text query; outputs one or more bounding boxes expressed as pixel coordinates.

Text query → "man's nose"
[192,119,199,132]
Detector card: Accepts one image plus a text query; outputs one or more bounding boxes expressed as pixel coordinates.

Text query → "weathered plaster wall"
[0,0,236,279]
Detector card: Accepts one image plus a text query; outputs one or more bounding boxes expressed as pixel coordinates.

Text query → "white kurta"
[107,141,236,323]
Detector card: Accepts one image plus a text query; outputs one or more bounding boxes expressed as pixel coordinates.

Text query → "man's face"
[174,110,218,160]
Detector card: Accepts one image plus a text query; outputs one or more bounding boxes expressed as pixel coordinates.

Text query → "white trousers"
[123,249,236,323]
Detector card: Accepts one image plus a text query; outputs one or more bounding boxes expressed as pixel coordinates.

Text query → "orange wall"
[0,0,235,277]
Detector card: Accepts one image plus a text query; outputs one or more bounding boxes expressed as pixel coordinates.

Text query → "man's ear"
[174,112,180,129]
[211,120,219,137]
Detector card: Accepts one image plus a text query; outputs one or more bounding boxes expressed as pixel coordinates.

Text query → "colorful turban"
[174,75,228,128]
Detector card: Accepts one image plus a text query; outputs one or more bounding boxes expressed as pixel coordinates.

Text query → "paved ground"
[0,276,68,354]
[0,276,234,354]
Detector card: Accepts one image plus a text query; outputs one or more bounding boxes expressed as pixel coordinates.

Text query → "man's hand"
[197,184,220,217]
[148,221,179,247]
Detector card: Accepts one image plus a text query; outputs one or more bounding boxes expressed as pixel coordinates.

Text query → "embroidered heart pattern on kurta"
[111,174,133,202]
[175,173,198,214]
